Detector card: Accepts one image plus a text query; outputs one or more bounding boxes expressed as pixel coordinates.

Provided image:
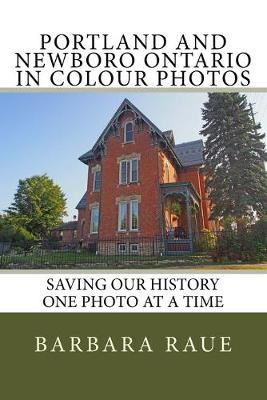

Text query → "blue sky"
[0,92,266,220]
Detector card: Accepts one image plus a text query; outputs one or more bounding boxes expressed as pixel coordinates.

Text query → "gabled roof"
[53,221,77,231]
[175,140,204,167]
[79,98,182,167]
[76,192,87,210]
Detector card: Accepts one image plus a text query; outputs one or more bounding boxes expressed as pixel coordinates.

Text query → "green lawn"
[0,249,158,268]
[1,249,267,269]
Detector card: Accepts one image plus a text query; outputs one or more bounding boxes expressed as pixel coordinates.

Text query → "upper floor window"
[130,159,138,183]
[90,205,99,234]
[119,160,128,185]
[93,170,101,192]
[124,122,134,143]
[119,158,138,184]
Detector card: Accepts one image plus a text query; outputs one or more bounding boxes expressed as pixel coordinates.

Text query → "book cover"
[0,1,266,399]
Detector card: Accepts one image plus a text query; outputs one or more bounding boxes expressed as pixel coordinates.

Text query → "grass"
[200,263,267,270]
[1,249,267,269]
[0,249,158,268]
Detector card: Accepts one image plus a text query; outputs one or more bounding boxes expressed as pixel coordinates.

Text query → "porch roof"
[160,182,201,204]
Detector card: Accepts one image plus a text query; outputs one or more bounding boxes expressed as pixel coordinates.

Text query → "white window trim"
[118,243,127,254]
[130,243,139,254]
[119,159,139,184]
[130,200,139,231]
[124,121,134,143]
[130,158,138,183]
[93,170,101,192]
[118,201,127,232]
[119,160,128,185]
[90,205,99,234]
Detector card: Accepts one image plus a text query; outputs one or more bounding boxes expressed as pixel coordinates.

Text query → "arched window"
[124,121,133,143]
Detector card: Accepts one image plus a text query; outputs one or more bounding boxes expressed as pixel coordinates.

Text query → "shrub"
[0,217,36,250]
[193,229,217,252]
[214,218,267,263]
[251,215,267,241]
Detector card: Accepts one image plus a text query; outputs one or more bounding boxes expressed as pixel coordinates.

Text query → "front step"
[166,241,192,253]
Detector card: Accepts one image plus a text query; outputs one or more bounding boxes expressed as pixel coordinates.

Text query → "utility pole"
[249,102,257,134]
[249,102,266,171]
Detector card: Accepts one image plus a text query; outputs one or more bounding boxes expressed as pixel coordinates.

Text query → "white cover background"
[0,0,266,88]
[0,1,266,313]
[0,273,266,312]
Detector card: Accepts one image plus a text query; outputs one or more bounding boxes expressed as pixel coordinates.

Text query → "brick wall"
[158,151,177,183]
[178,166,211,230]
[79,111,163,240]
[77,208,86,240]
[53,228,76,242]
[100,112,161,238]
[77,107,214,241]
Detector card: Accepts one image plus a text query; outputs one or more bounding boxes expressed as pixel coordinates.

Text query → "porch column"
[185,189,193,252]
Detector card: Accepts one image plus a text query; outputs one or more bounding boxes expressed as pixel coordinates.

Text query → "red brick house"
[52,221,77,243]
[76,98,213,253]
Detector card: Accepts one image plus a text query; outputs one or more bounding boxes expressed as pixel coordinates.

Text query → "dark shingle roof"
[53,221,77,231]
[79,150,94,164]
[162,130,175,147]
[175,140,204,167]
[76,192,87,210]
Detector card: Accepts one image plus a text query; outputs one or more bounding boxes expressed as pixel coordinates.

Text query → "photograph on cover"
[0,92,266,269]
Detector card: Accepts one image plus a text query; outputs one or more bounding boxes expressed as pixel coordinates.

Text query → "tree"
[200,93,267,223]
[0,214,35,242]
[6,175,67,238]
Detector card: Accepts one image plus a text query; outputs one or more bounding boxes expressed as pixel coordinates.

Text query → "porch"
[161,182,202,254]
